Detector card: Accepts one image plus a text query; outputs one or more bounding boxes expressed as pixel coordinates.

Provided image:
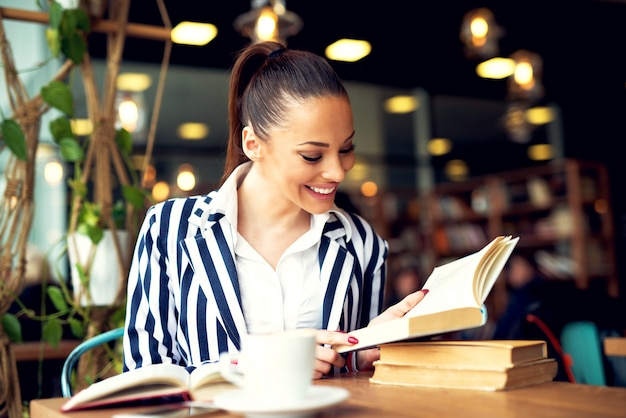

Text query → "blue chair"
[560,321,607,386]
[61,327,124,397]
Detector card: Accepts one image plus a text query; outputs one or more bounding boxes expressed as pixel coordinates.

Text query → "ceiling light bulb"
[177,123,209,140]
[152,181,170,202]
[234,0,302,44]
[71,119,93,136]
[514,61,534,88]
[118,98,139,132]
[476,57,514,79]
[325,39,371,62]
[171,22,218,46]
[255,6,279,42]
[117,73,152,92]
[360,181,378,197]
[384,95,419,113]
[528,144,553,161]
[470,17,488,39]
[177,167,196,192]
[428,138,452,156]
[526,106,555,125]
[44,161,64,185]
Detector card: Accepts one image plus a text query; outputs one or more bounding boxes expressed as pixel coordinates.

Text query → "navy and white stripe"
[123,191,388,373]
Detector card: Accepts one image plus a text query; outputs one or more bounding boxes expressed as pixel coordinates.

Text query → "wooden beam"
[0,7,171,42]
[12,340,81,362]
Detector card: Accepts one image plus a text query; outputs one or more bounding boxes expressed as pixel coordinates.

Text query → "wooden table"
[30,372,626,418]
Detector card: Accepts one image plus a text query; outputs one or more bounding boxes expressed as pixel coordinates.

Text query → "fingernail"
[421,289,429,295]
[348,336,359,344]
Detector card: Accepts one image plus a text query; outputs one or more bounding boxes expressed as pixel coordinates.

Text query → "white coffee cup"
[219,329,317,406]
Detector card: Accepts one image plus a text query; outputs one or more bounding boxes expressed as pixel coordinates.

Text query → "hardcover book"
[378,340,548,367]
[334,235,520,353]
[370,358,558,391]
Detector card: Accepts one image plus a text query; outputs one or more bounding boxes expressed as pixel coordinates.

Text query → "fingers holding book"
[369,289,430,327]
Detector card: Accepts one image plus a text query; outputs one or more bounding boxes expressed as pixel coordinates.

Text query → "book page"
[62,363,190,411]
[406,251,484,317]
[189,362,225,389]
[475,237,519,301]
[405,236,517,318]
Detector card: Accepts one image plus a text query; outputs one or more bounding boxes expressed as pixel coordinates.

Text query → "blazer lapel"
[319,233,355,332]
[180,215,247,350]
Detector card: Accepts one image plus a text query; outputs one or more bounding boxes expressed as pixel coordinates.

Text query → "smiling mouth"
[306,185,336,195]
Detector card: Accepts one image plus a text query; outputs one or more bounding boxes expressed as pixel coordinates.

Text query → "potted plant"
[1,0,152,398]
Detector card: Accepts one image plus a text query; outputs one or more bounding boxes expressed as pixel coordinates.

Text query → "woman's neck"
[236,167,310,268]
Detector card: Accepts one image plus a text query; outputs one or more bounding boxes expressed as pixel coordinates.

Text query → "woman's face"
[257,95,356,214]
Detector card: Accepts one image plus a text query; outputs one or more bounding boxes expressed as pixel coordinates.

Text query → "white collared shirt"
[221,167,329,333]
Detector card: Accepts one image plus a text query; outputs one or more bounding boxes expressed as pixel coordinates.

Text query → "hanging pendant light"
[507,49,544,103]
[460,8,503,60]
[234,0,302,44]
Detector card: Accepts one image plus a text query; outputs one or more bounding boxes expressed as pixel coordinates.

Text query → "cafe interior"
[1,0,625,417]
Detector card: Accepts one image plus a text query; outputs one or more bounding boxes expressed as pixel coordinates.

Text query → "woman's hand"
[355,289,429,370]
[312,330,359,379]
[369,289,429,327]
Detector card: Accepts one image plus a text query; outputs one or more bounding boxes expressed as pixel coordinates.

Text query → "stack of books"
[370,340,558,391]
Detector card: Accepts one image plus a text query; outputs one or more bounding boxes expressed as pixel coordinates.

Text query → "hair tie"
[268,48,286,59]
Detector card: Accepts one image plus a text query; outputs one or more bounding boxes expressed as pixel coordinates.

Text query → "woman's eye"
[340,144,356,155]
[300,144,355,163]
[301,154,322,162]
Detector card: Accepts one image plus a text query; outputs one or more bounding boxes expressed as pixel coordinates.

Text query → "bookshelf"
[421,159,618,321]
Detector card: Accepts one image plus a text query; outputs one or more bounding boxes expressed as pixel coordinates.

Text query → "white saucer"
[213,386,350,418]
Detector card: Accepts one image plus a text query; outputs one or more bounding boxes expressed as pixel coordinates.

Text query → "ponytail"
[219,41,348,187]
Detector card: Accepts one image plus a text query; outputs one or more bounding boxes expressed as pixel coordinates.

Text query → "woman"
[122,41,427,378]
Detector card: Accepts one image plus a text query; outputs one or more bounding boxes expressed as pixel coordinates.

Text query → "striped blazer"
[122,187,388,372]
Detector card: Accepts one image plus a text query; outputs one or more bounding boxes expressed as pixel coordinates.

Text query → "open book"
[61,362,234,412]
[334,235,519,353]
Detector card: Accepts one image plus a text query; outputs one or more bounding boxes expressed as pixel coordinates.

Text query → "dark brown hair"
[219,41,349,187]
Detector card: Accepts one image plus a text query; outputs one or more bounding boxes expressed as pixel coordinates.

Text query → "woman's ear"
[242,126,262,161]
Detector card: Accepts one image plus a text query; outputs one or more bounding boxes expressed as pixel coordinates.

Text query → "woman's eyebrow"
[297,131,356,147]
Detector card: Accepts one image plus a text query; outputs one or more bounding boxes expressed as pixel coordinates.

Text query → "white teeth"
[309,186,335,195]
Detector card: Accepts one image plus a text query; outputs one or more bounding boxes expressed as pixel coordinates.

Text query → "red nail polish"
[348,336,359,344]
[421,289,429,295]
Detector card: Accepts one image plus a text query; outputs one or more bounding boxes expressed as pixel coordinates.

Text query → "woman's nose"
[321,156,347,182]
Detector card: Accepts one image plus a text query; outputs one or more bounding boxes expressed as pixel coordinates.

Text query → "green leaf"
[1,119,28,161]
[109,307,126,327]
[59,7,77,37]
[74,263,89,287]
[122,185,146,209]
[61,31,87,64]
[49,117,74,143]
[69,318,85,339]
[1,313,23,343]
[116,128,133,156]
[86,224,104,245]
[41,80,74,116]
[59,137,84,162]
[45,28,61,57]
[112,200,127,228]
[48,1,64,30]
[47,286,69,312]
[68,177,87,198]
[79,201,101,227]
[42,318,63,348]
[71,8,91,33]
